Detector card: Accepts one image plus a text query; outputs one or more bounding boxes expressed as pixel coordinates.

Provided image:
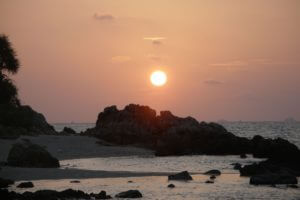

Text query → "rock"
[167,184,175,188]
[62,127,77,134]
[17,181,34,188]
[128,180,133,183]
[204,170,221,176]
[168,171,193,181]
[205,180,214,184]
[232,163,242,170]
[250,173,298,185]
[58,189,90,199]
[210,175,216,179]
[0,178,14,188]
[240,154,247,159]
[7,142,60,168]
[90,190,111,199]
[115,190,142,198]
[70,180,80,183]
[288,184,299,188]
[239,163,267,176]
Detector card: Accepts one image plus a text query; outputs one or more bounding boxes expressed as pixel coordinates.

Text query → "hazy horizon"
[1,0,299,122]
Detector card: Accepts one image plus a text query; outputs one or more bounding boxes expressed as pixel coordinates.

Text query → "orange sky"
[1,0,299,122]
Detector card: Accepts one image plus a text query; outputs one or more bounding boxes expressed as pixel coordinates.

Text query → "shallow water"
[11,175,300,200]
[61,155,263,173]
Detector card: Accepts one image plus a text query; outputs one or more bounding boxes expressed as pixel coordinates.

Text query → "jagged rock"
[250,173,298,185]
[115,190,142,198]
[62,127,77,134]
[17,181,34,188]
[204,170,221,176]
[167,183,175,188]
[7,142,60,168]
[168,171,193,181]
[0,178,14,188]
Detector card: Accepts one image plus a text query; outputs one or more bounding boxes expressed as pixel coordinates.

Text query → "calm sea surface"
[49,122,300,199]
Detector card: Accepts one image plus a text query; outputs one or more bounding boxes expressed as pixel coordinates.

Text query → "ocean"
[48,122,300,199]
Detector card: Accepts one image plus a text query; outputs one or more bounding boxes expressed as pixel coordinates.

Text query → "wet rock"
[168,183,175,188]
[7,142,60,168]
[70,180,80,183]
[58,189,90,199]
[232,163,242,170]
[250,173,298,185]
[205,180,214,184]
[17,181,34,188]
[204,170,221,176]
[240,154,247,159]
[90,190,111,199]
[62,127,77,134]
[168,171,193,181]
[210,175,216,179]
[115,190,142,198]
[239,163,267,176]
[0,178,14,188]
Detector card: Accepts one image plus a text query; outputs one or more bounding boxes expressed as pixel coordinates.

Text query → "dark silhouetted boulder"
[210,175,216,179]
[70,180,80,183]
[250,173,297,185]
[91,191,112,199]
[232,163,242,170]
[204,170,221,176]
[167,183,175,188]
[115,190,142,198]
[168,171,193,181]
[17,181,34,188]
[0,178,14,188]
[7,142,60,168]
[240,154,247,159]
[62,127,77,134]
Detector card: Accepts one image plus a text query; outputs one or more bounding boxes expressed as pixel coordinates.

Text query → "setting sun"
[150,70,167,87]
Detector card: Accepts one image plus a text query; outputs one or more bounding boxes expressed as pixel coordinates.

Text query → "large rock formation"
[84,104,300,176]
[0,104,55,138]
[7,142,60,168]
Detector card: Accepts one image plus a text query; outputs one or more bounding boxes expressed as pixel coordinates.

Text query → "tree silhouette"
[0,34,20,106]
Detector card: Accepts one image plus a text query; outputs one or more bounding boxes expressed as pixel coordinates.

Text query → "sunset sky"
[1,0,299,122]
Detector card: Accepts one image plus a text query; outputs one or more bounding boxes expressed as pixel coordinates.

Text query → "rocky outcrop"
[250,173,298,185]
[85,104,300,175]
[168,171,193,181]
[17,182,34,188]
[62,127,77,135]
[7,142,60,168]
[204,170,221,176]
[115,190,142,198]
[0,178,14,188]
[0,105,55,138]
[90,191,112,199]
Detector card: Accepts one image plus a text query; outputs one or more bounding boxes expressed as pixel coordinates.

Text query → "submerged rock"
[90,190,112,199]
[205,180,214,184]
[0,178,14,188]
[168,183,175,188]
[204,170,221,176]
[115,190,142,198]
[17,181,34,188]
[7,142,60,168]
[210,175,216,179]
[240,154,247,159]
[168,171,193,181]
[250,173,298,185]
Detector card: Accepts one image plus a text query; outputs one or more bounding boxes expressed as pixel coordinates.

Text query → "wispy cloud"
[203,80,223,85]
[111,56,131,63]
[210,60,248,67]
[144,37,166,46]
[94,13,115,21]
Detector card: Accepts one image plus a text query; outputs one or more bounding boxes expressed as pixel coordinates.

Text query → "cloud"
[94,13,115,21]
[203,80,223,85]
[111,56,131,63]
[144,37,166,46]
[210,60,248,67]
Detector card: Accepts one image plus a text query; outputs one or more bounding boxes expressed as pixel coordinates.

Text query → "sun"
[150,70,167,86]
